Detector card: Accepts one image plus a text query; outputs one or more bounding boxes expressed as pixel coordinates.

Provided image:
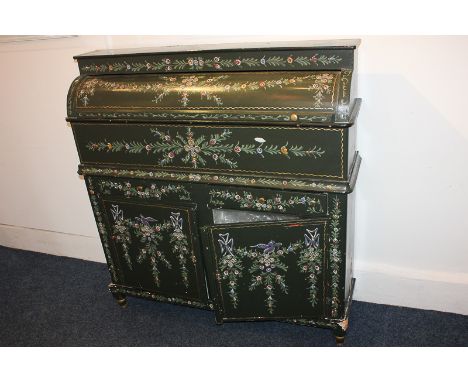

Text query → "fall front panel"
[101,200,207,303]
[68,71,340,122]
[73,123,345,180]
[202,219,328,321]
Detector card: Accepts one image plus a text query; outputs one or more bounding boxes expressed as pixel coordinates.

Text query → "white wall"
[0,36,467,314]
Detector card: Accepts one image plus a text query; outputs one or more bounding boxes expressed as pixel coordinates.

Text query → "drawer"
[72,123,348,181]
[92,176,192,204]
[207,185,328,218]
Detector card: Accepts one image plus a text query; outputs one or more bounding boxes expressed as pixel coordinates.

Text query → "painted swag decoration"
[110,204,195,288]
[217,228,323,314]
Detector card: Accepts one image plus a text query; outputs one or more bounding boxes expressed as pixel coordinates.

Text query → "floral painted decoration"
[109,205,193,288]
[218,233,243,308]
[329,196,342,317]
[80,166,346,192]
[208,189,325,214]
[75,111,331,123]
[80,53,343,74]
[86,127,325,170]
[169,212,195,288]
[77,72,337,109]
[98,179,191,200]
[245,240,289,314]
[216,228,323,314]
[295,228,323,306]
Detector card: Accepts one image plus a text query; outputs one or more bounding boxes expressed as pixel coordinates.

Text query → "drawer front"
[93,176,192,204]
[73,123,346,180]
[101,199,208,304]
[208,186,328,218]
[202,219,328,321]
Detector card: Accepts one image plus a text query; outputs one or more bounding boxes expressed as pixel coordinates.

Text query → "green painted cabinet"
[68,40,362,344]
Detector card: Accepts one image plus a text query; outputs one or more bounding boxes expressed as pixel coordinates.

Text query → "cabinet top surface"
[74,39,361,58]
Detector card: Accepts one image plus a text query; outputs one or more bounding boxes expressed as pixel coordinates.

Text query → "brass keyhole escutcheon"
[290,113,298,122]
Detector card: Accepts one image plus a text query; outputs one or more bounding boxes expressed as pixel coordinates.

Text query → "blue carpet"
[0,245,466,346]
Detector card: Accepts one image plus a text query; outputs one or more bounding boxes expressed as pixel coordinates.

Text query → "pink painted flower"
[259,81,265,88]
[287,56,294,64]
[234,59,242,65]
[234,145,241,153]
[209,138,217,145]
[310,55,318,63]
[145,144,151,151]
[168,152,175,158]
[214,63,221,69]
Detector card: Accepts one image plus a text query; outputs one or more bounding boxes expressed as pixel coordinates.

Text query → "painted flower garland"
[209,189,325,214]
[86,127,325,170]
[329,197,342,317]
[80,53,343,74]
[98,179,191,200]
[109,205,193,288]
[295,228,323,306]
[77,72,337,109]
[217,229,323,314]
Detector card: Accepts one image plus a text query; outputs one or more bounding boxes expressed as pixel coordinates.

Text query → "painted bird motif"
[250,240,283,254]
[135,214,157,226]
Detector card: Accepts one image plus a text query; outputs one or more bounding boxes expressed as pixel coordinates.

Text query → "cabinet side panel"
[347,124,356,175]
[344,190,356,301]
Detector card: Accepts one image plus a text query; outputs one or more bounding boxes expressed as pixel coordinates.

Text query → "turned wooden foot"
[112,292,128,308]
[333,325,347,346]
[335,336,345,346]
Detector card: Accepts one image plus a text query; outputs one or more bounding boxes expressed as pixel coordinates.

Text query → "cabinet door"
[202,219,328,322]
[102,199,207,305]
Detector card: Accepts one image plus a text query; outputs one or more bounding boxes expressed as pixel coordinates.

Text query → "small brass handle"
[290,113,298,122]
